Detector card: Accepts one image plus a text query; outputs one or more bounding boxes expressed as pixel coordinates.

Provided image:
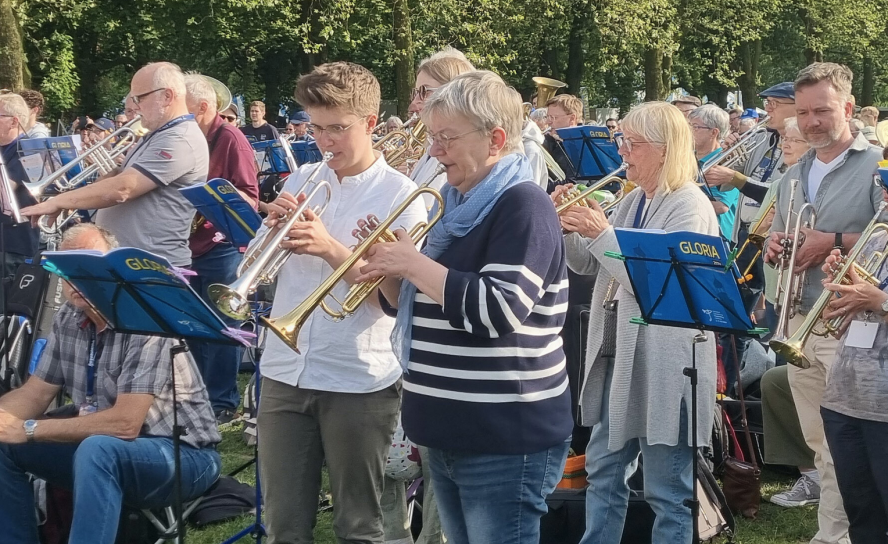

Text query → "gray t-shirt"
[96,117,208,267]
[822,232,888,423]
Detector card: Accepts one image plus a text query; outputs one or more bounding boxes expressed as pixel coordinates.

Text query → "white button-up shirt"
[258,155,427,392]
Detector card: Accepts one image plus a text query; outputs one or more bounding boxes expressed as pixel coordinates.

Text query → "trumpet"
[700,117,770,173]
[208,152,333,320]
[27,117,143,199]
[555,163,628,216]
[768,178,816,366]
[770,203,888,368]
[263,187,445,353]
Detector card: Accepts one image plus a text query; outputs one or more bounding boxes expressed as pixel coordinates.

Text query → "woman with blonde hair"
[554,101,719,544]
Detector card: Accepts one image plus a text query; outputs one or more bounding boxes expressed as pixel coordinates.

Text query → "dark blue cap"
[94,117,115,131]
[290,111,310,124]
[759,82,795,100]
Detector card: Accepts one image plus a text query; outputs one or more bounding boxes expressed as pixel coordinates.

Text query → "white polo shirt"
[258,154,426,393]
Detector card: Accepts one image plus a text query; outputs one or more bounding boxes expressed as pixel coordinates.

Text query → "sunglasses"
[222,115,237,122]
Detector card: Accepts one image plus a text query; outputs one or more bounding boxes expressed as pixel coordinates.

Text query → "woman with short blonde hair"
[555,100,718,544]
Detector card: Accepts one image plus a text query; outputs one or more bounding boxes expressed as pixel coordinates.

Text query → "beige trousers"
[786,313,850,544]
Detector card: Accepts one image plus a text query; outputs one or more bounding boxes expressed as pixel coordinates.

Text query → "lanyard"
[633,194,647,229]
[758,135,781,185]
[85,327,98,401]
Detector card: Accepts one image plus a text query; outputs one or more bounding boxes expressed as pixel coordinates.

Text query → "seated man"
[0,223,221,544]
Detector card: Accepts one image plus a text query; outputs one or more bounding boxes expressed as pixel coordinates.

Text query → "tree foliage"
[12,0,888,122]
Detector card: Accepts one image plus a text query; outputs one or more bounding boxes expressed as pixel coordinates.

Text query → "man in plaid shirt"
[0,224,221,543]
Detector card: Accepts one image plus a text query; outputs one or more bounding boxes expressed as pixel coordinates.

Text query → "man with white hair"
[21,62,209,268]
[690,104,739,240]
[184,74,259,422]
[0,93,39,277]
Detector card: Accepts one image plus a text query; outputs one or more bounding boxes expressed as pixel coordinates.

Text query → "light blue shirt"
[709,185,739,240]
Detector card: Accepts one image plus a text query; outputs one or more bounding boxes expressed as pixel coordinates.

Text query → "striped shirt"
[395,182,573,455]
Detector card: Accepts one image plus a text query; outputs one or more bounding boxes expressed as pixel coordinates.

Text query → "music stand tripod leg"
[684,332,707,544]
[169,340,190,542]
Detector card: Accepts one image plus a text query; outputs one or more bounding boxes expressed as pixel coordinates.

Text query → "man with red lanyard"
[184,74,259,423]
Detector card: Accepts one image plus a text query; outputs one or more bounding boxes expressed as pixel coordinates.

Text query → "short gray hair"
[739,118,757,131]
[529,108,548,123]
[784,116,799,133]
[688,104,730,139]
[0,94,29,129]
[183,74,218,113]
[60,223,119,251]
[421,70,523,153]
[795,62,853,103]
[147,62,187,100]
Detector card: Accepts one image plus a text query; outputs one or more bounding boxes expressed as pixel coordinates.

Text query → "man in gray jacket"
[765,62,883,544]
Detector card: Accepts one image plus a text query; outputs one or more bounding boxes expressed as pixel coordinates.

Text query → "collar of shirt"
[205,114,226,146]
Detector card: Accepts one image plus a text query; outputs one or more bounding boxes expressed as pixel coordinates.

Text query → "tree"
[0,0,23,90]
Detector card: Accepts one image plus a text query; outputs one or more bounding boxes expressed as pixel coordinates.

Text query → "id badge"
[78,402,98,417]
[845,320,879,349]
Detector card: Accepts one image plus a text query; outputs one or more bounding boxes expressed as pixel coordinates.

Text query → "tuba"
[770,203,888,368]
[533,77,567,108]
[263,169,446,353]
[208,153,333,320]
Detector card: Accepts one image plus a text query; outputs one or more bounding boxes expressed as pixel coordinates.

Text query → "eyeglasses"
[427,128,482,150]
[130,88,166,105]
[222,115,237,122]
[763,98,794,110]
[618,138,653,153]
[606,125,618,130]
[783,137,807,145]
[308,116,366,139]
[411,85,439,101]
[689,124,712,131]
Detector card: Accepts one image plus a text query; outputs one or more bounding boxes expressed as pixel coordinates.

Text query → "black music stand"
[606,228,765,543]
[41,247,252,542]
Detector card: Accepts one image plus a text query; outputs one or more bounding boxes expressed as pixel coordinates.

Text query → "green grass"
[185,373,817,543]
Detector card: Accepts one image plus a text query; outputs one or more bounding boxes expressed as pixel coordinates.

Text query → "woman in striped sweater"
[357,70,573,543]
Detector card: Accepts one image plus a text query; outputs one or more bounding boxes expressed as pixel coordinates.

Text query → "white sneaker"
[769,474,820,507]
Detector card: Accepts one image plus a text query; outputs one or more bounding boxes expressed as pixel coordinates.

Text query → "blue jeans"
[822,408,888,544]
[189,243,245,412]
[427,441,569,544]
[581,365,694,544]
[0,435,221,544]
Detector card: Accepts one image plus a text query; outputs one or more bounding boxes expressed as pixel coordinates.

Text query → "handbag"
[720,335,762,519]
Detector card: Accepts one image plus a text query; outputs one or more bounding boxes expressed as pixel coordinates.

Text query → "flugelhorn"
[263,186,445,353]
[555,163,628,216]
[770,203,888,368]
[208,152,333,320]
[768,178,816,367]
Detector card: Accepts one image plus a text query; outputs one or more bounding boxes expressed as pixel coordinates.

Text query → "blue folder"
[41,247,250,345]
[19,137,83,186]
[610,229,759,335]
[180,178,262,247]
[557,126,624,179]
[292,141,323,165]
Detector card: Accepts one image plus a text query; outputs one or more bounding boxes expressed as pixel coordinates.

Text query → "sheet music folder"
[606,228,766,336]
[41,247,250,345]
[180,178,262,247]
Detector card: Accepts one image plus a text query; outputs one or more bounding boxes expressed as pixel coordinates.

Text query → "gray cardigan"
[565,183,719,450]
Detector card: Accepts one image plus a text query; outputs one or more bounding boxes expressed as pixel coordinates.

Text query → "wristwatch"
[880,297,888,316]
[23,420,37,442]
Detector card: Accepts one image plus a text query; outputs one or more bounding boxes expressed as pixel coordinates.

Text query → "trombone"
[768,178,816,367]
[208,152,333,320]
[555,163,628,216]
[26,116,144,200]
[263,186,445,353]
[700,116,770,173]
[734,190,777,284]
[770,203,888,368]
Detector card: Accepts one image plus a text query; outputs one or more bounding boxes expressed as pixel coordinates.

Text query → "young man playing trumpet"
[255,61,426,544]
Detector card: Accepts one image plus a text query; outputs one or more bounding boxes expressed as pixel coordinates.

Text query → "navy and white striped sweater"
[395,182,573,455]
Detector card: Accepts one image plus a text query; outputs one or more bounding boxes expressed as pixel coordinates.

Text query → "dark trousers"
[822,407,888,543]
[188,243,244,412]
